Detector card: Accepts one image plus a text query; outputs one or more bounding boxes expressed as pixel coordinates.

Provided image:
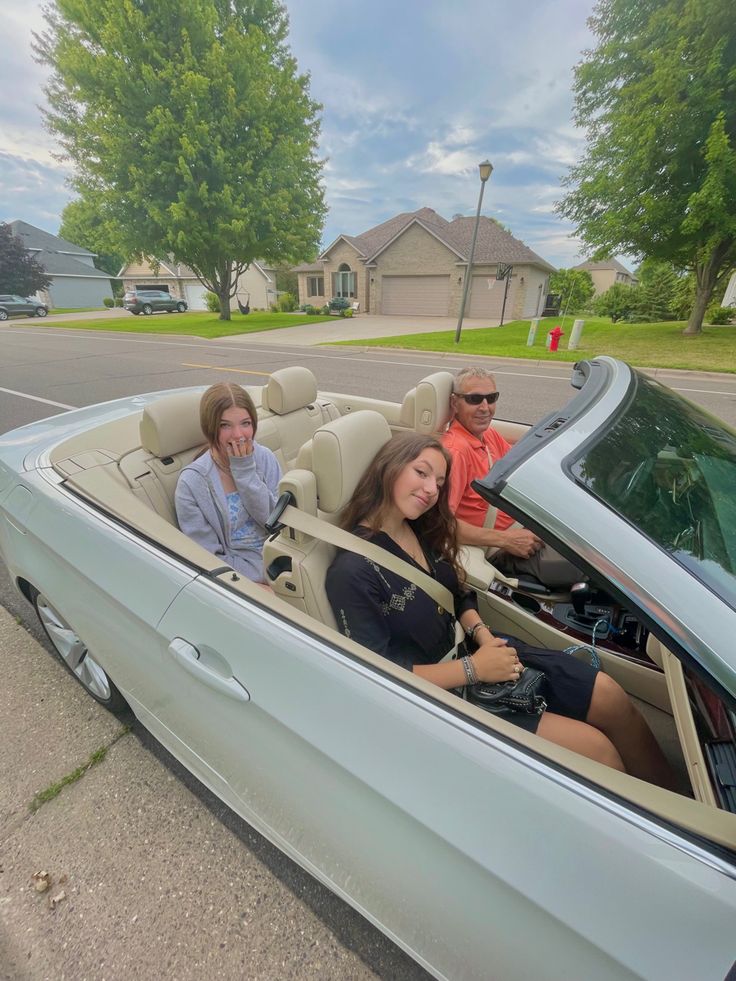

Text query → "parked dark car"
[123,290,187,316]
[0,294,49,320]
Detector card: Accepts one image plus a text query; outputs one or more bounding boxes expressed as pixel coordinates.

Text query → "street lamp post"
[454,159,493,344]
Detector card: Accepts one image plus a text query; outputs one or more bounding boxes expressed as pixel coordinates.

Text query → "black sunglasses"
[454,391,500,405]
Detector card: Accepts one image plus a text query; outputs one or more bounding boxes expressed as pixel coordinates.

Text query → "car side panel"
[0,471,194,715]
[157,577,736,981]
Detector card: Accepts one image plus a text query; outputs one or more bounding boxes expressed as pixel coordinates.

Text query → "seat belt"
[272,503,456,616]
[270,503,467,659]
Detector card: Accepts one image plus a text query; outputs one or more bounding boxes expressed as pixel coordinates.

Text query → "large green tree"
[558,0,736,335]
[0,223,52,296]
[35,0,325,320]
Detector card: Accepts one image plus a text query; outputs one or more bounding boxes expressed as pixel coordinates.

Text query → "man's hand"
[498,527,543,558]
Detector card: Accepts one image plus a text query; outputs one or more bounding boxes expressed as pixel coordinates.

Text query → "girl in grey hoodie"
[175,382,281,582]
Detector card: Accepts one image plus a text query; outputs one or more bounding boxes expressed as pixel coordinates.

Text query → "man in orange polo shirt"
[442,366,582,587]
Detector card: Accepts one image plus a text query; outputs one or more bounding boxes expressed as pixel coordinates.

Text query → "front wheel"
[32,590,129,714]
[0,310,7,321]
[142,304,153,315]
[176,302,187,313]
[36,307,48,317]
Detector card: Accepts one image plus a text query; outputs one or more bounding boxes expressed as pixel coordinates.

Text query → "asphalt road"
[1,322,736,978]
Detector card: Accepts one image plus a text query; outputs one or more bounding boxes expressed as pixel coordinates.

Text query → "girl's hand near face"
[227,435,254,458]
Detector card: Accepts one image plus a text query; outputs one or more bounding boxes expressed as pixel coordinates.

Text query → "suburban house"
[295,207,555,319]
[119,257,276,311]
[8,220,114,308]
[572,258,637,296]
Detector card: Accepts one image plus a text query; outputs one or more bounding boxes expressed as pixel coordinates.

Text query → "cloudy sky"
[0,0,616,269]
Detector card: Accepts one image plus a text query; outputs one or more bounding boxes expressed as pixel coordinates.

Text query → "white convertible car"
[0,357,734,980]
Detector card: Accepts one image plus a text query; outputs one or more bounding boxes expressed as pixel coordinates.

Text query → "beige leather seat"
[399,370,454,433]
[260,366,340,469]
[263,410,392,627]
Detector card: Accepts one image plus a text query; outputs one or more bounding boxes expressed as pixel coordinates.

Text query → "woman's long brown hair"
[339,432,462,581]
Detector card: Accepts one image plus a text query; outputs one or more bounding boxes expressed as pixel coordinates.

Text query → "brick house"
[295,208,555,319]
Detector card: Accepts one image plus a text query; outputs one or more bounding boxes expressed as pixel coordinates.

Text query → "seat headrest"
[140,391,205,458]
[263,366,318,416]
[414,371,454,434]
[312,411,392,514]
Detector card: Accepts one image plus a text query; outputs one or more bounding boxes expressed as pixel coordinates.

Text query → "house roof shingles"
[9,220,96,257]
[322,208,555,272]
[7,219,112,280]
[573,257,633,276]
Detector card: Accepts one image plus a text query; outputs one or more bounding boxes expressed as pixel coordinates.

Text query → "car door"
[155,573,736,981]
[11,295,33,314]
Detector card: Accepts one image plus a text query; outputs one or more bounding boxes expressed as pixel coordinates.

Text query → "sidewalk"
[0,607,423,980]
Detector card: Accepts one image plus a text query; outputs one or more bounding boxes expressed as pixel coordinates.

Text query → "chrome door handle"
[167,638,250,702]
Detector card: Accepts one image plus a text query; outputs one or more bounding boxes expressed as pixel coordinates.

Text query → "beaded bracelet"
[467,622,490,642]
[461,655,478,686]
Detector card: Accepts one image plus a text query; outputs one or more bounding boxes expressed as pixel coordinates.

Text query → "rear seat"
[117,366,340,526]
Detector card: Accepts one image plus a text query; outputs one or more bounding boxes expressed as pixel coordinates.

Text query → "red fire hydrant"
[547,325,564,352]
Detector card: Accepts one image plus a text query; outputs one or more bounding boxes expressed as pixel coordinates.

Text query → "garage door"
[468,275,516,319]
[185,282,209,310]
[381,276,450,317]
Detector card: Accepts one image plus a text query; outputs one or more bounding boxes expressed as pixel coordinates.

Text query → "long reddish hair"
[340,432,462,580]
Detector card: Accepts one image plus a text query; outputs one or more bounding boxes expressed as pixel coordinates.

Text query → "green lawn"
[337,317,736,373]
[24,310,333,338]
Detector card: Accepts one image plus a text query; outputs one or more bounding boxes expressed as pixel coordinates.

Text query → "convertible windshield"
[570,373,736,609]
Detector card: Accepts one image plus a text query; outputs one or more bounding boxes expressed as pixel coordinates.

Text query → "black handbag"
[467,666,547,717]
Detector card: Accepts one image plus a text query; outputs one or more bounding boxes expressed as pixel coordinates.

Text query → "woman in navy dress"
[326,432,675,786]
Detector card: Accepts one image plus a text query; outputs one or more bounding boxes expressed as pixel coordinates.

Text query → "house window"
[307,275,324,297]
[333,263,356,299]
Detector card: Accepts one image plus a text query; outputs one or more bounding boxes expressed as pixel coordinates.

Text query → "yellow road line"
[181,362,271,377]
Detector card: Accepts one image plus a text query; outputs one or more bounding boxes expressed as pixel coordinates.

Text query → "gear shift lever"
[570,582,590,617]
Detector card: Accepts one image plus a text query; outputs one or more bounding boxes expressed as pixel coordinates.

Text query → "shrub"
[205,291,220,313]
[301,303,318,315]
[321,304,330,315]
[343,307,353,318]
[592,283,638,323]
[276,291,297,312]
[113,297,123,307]
[329,296,350,311]
[707,305,734,325]
[103,296,114,308]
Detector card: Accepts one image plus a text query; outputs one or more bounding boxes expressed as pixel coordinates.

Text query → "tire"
[35,307,48,318]
[0,309,7,321]
[176,302,187,313]
[142,304,153,315]
[31,589,129,715]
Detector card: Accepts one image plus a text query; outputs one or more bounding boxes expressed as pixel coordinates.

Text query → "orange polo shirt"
[442,419,515,530]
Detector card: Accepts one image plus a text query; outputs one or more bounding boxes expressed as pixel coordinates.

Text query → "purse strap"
[270,502,456,617]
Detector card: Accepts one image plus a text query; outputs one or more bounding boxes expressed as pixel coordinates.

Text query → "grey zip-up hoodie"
[175,446,281,582]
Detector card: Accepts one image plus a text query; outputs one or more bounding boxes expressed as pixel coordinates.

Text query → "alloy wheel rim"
[36,596,112,701]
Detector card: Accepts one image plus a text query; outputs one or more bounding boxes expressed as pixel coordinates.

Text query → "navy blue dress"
[326,527,598,733]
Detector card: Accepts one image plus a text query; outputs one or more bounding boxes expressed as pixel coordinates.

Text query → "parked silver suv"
[123,289,187,315]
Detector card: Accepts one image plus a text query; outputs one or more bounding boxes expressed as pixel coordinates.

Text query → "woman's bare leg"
[585,673,677,790]
[536,712,625,770]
